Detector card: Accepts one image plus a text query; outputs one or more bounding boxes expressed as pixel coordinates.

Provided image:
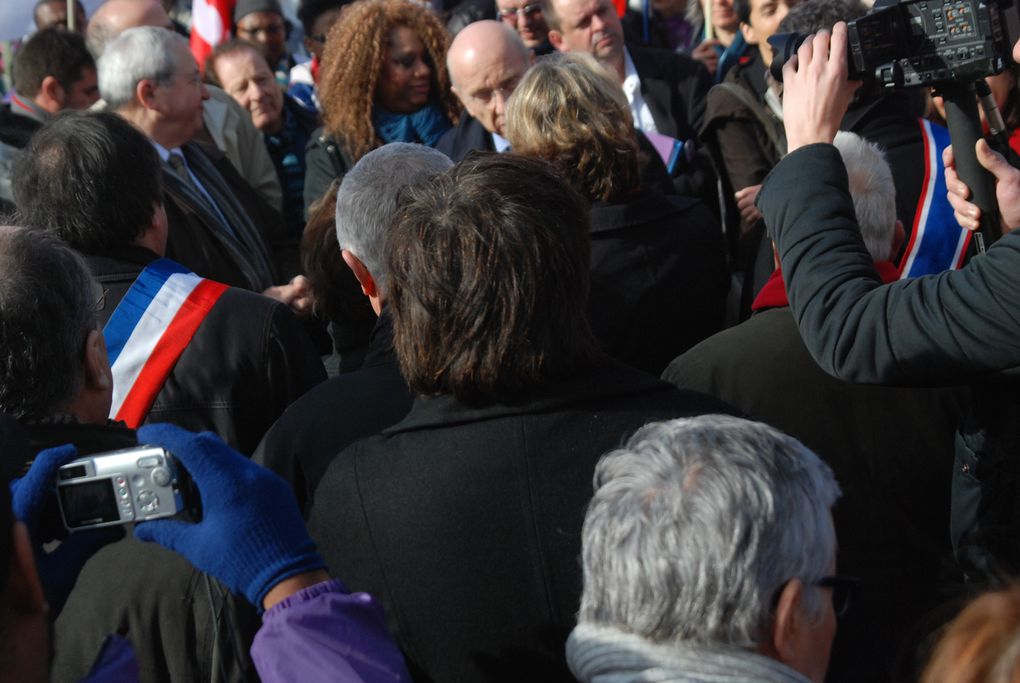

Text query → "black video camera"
[769,0,1020,88]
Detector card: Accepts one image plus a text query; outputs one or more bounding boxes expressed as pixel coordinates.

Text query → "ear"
[135,78,160,110]
[548,29,566,51]
[740,21,757,45]
[6,522,47,616]
[341,250,378,299]
[84,329,112,392]
[891,219,905,258]
[38,75,66,113]
[770,578,805,666]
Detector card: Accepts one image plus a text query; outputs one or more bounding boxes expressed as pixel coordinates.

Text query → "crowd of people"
[4,0,1020,681]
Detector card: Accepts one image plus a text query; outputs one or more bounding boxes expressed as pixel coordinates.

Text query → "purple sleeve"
[251,579,412,683]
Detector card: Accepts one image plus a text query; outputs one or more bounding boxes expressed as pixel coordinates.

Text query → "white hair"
[833,131,897,262]
[334,142,452,288]
[578,414,841,647]
[97,26,184,110]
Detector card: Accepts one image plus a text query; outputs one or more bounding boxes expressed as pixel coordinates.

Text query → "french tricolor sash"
[104,259,228,428]
[898,118,972,279]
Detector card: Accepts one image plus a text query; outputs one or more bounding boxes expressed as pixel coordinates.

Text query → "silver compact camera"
[56,446,200,531]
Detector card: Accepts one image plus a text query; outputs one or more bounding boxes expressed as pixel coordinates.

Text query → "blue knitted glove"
[10,444,122,614]
[133,424,326,607]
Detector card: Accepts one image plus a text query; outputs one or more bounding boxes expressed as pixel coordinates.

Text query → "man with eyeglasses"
[86,0,285,219]
[234,0,295,85]
[569,414,852,683]
[496,0,553,53]
[438,20,530,161]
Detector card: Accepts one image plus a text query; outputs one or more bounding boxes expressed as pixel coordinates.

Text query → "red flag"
[191,0,235,73]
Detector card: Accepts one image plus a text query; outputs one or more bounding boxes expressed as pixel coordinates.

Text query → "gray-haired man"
[570,415,845,683]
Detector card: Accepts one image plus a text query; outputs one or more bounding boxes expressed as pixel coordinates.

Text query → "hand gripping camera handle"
[941,81,1002,254]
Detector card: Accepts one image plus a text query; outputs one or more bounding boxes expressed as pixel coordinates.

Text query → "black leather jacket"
[88,246,326,454]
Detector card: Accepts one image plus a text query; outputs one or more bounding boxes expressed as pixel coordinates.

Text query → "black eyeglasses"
[770,574,862,618]
[497,2,542,23]
[815,575,862,617]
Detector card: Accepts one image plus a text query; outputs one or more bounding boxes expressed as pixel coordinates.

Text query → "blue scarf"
[372,101,452,147]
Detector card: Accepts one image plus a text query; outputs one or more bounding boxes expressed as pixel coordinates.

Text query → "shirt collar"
[150,141,180,163]
[492,131,511,153]
[621,48,641,98]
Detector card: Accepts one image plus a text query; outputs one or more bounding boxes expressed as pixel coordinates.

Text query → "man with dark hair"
[206,40,319,237]
[291,0,345,111]
[234,0,294,84]
[0,27,98,211]
[10,111,325,678]
[34,0,88,32]
[12,110,324,454]
[307,152,733,682]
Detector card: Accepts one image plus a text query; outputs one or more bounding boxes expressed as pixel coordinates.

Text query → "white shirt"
[492,132,511,153]
[622,48,658,134]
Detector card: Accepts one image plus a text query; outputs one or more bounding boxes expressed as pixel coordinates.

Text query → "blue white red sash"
[898,118,972,279]
[104,259,228,428]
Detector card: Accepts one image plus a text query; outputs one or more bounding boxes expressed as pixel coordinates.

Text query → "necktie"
[168,152,201,196]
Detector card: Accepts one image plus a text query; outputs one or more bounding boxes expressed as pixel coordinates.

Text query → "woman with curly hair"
[303,0,459,213]
[505,52,727,375]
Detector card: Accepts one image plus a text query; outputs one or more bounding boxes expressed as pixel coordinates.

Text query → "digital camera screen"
[59,479,120,528]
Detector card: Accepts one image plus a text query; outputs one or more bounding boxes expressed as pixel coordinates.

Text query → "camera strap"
[103,258,228,428]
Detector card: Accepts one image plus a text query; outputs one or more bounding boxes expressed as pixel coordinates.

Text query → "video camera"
[768,0,1020,88]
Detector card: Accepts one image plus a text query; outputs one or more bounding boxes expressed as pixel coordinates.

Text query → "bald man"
[87,0,283,213]
[437,20,531,162]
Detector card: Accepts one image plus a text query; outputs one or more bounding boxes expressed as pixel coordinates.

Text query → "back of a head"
[13,111,162,255]
[832,131,896,262]
[97,25,183,110]
[13,27,94,99]
[0,228,97,420]
[923,587,1020,683]
[386,152,600,404]
[776,0,867,35]
[505,52,638,202]
[297,0,346,35]
[86,0,170,58]
[335,142,452,285]
[578,414,841,647]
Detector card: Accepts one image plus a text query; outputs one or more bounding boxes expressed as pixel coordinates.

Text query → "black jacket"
[760,143,1020,582]
[627,44,716,203]
[90,246,325,455]
[307,362,734,682]
[0,102,42,212]
[163,142,299,291]
[435,113,495,162]
[664,305,969,681]
[303,128,354,216]
[27,420,261,683]
[435,112,676,196]
[588,187,727,375]
[253,312,411,514]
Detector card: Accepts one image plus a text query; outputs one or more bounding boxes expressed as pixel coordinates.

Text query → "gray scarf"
[567,623,813,683]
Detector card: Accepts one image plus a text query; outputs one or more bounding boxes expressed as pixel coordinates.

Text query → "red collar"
[751,260,900,312]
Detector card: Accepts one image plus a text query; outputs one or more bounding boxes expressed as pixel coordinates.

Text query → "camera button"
[151,466,172,487]
[132,474,146,488]
[137,456,161,468]
[137,490,159,513]
[116,476,126,486]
